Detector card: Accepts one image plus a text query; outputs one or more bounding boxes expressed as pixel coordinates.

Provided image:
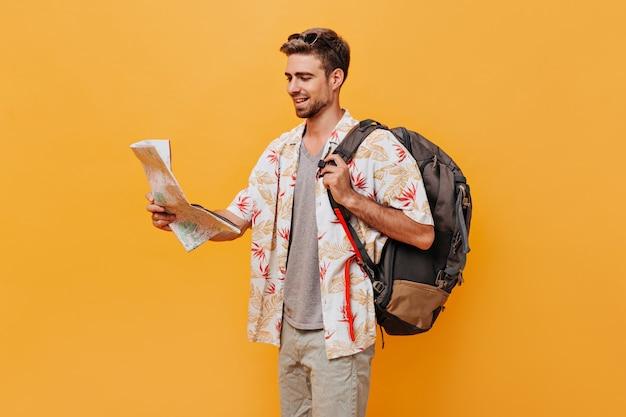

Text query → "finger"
[322,174,339,188]
[145,192,154,203]
[146,203,166,213]
[152,212,176,221]
[323,153,348,167]
[319,164,339,177]
[154,219,173,227]
[155,213,176,221]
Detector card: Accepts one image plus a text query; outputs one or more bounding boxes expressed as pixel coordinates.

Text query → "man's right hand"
[145,192,176,231]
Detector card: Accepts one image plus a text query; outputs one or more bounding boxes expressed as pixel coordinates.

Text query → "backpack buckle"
[435,270,448,289]
[458,184,470,208]
[372,280,386,295]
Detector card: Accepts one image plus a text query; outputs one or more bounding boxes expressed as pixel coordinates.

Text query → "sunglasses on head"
[287,32,346,70]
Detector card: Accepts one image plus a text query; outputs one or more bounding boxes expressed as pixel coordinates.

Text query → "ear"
[328,68,345,91]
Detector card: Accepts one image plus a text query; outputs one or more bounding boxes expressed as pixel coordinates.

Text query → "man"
[146,28,434,417]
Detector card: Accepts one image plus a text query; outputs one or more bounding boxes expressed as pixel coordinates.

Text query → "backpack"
[326,119,472,337]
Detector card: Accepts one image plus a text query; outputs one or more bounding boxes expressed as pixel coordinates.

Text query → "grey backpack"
[324,119,472,337]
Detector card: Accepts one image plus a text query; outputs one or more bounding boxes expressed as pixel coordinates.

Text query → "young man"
[146,28,434,417]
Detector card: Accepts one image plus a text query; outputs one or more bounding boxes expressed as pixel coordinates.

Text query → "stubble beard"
[295,96,328,119]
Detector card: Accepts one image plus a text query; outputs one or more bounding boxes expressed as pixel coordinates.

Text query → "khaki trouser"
[278,319,375,417]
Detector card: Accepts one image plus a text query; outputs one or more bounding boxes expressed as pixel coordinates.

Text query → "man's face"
[284,53,333,119]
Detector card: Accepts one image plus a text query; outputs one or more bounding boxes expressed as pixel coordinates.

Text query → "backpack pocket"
[386,280,449,331]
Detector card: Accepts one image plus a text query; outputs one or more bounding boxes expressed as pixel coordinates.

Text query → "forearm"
[189,204,249,241]
[342,191,434,250]
[209,209,250,241]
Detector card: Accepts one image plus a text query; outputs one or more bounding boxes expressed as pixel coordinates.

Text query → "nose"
[287,78,301,96]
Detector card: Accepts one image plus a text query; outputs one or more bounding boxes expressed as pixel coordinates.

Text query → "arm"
[145,193,250,241]
[205,208,250,241]
[342,191,434,250]
[147,137,279,242]
[319,154,434,250]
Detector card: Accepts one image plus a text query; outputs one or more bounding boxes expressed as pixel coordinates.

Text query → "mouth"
[293,97,309,106]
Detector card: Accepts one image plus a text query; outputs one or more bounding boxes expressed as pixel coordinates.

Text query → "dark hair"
[279,28,351,85]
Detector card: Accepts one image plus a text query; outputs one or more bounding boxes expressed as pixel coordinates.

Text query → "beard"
[295,96,328,119]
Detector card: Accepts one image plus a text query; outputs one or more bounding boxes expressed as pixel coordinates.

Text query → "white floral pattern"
[227,110,433,359]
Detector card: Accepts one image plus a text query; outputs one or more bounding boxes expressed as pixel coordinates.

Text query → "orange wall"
[1,1,625,416]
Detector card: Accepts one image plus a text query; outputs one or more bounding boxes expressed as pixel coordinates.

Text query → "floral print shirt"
[226,109,433,359]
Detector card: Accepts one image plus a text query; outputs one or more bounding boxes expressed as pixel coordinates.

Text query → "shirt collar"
[287,109,357,146]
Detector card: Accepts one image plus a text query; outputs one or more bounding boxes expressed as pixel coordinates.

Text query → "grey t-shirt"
[283,142,324,330]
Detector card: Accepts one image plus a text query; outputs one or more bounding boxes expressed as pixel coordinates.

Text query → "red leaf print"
[324,330,336,340]
[252,242,266,262]
[251,207,261,226]
[290,173,297,187]
[367,189,378,201]
[330,129,338,141]
[394,143,407,163]
[338,305,350,323]
[351,171,367,191]
[276,320,283,333]
[397,183,417,208]
[236,195,251,215]
[319,261,329,281]
[260,262,270,280]
[265,281,276,295]
[278,228,290,242]
[267,150,279,166]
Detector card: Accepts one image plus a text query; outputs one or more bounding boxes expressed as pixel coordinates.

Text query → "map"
[130,139,240,251]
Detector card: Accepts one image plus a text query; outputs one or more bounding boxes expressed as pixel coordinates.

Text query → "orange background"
[1,1,625,416]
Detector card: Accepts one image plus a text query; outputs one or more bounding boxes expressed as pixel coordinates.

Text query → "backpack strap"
[323,119,388,294]
[329,198,380,283]
[331,119,388,162]
[438,182,472,289]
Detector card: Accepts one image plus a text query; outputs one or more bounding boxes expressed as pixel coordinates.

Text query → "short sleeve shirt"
[226,109,433,359]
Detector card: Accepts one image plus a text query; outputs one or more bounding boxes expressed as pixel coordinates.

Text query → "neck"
[304,102,344,141]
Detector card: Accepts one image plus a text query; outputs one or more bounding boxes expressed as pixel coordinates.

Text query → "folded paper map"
[130,139,240,251]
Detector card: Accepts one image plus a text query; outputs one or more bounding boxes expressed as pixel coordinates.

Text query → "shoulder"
[362,128,400,147]
[354,128,406,163]
[265,122,305,152]
[249,122,304,171]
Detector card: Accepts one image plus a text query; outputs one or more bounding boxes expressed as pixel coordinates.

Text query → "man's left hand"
[319,153,358,207]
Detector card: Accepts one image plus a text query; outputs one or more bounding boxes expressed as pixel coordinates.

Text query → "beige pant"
[278,319,375,417]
